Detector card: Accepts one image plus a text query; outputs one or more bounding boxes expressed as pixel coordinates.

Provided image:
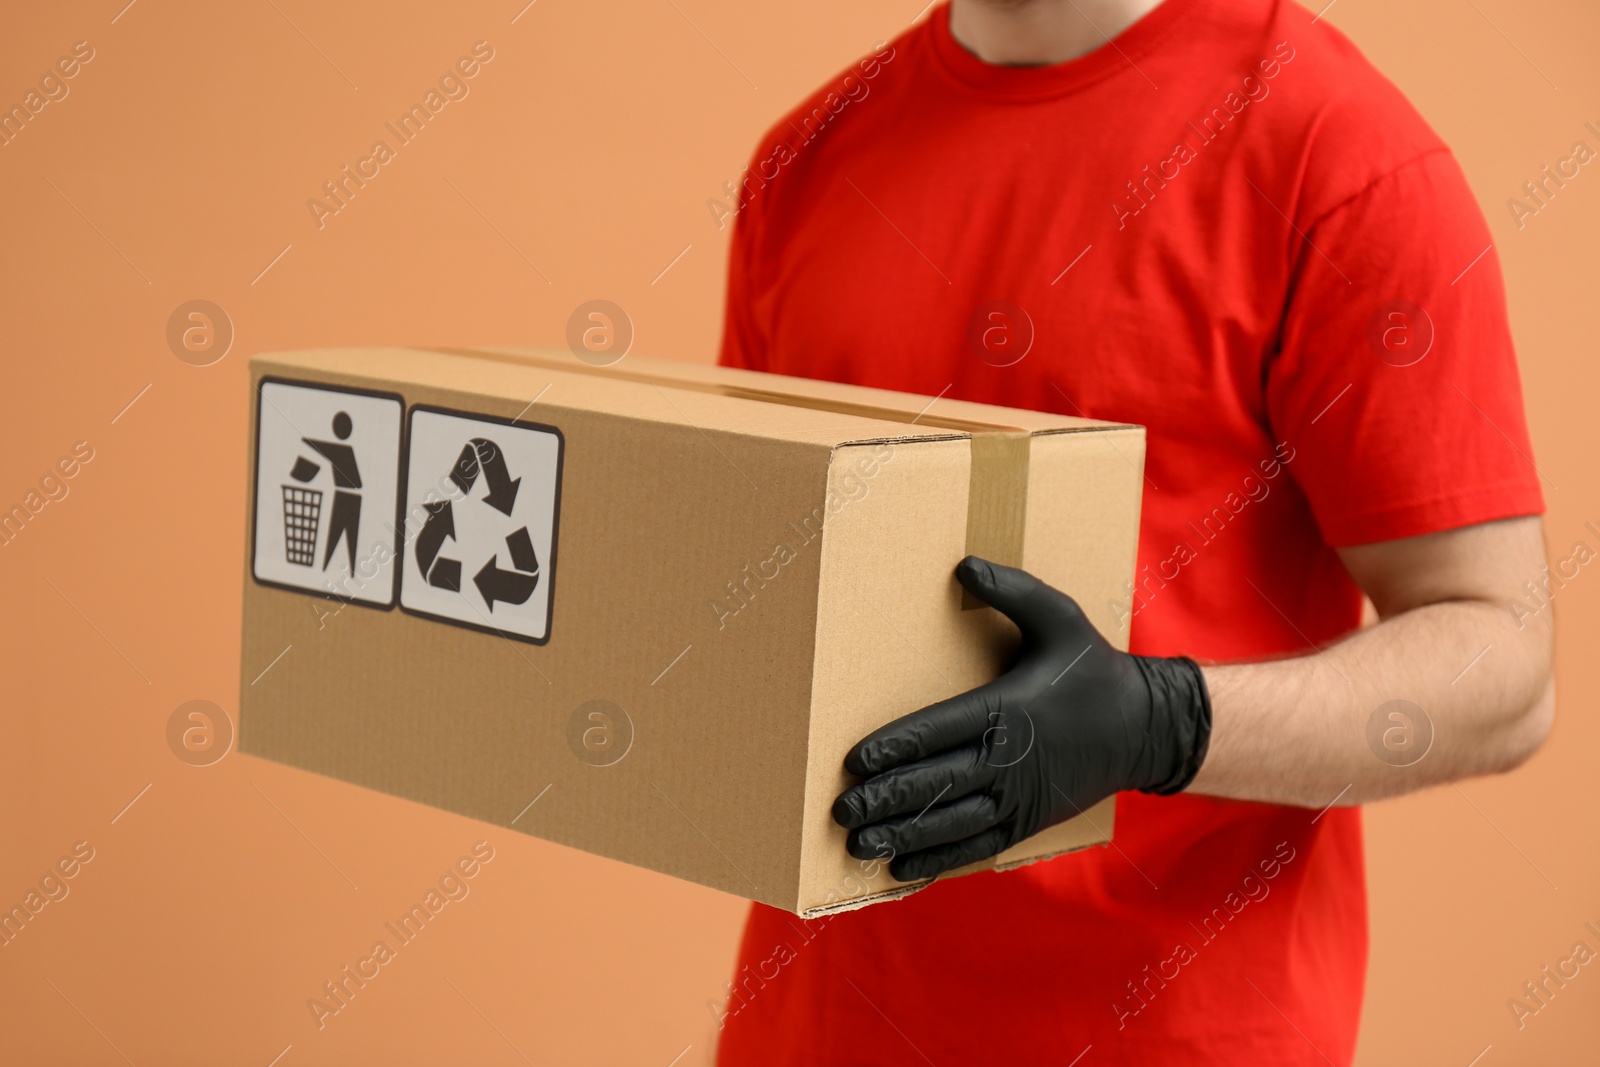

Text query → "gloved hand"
[832,556,1212,882]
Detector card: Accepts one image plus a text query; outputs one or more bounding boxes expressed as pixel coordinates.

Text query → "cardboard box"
[238,346,1145,917]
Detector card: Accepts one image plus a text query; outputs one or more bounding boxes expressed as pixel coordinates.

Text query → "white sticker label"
[399,408,563,643]
[252,381,404,606]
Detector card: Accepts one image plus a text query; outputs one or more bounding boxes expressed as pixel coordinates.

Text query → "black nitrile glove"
[832,556,1212,882]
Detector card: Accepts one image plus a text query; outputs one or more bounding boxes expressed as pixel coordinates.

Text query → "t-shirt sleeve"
[1265,147,1545,547]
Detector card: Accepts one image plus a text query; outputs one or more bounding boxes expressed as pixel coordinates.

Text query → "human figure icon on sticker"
[284,411,363,573]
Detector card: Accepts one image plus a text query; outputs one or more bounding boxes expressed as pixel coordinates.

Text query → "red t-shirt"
[715,2,1544,1063]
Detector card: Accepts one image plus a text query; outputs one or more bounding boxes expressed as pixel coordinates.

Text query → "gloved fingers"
[888,825,1014,882]
[845,792,1002,861]
[956,555,1089,636]
[844,681,1005,777]
[833,745,992,829]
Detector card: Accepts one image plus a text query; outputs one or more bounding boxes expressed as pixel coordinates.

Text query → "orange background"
[1,1,1596,1063]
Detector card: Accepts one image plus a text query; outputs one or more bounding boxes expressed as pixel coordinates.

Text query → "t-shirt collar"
[925,0,1207,100]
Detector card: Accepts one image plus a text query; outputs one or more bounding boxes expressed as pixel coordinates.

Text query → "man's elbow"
[1479,593,1555,776]
[1488,675,1555,775]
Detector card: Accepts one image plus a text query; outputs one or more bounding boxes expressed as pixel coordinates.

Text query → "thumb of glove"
[956,555,1086,637]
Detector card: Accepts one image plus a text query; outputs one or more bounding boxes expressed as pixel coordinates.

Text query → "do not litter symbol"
[283,410,364,572]
[415,438,542,608]
[252,381,403,607]
[401,408,563,644]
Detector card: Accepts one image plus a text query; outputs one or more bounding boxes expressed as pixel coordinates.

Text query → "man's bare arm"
[1189,516,1555,808]
[832,518,1554,877]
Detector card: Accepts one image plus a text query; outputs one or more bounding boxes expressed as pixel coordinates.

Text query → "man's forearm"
[1189,596,1554,808]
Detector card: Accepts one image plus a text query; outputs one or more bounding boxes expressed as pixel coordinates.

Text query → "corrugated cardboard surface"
[239,347,1144,915]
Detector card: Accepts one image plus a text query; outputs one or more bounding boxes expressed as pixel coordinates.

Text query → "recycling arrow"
[449,443,479,497]
[414,498,460,591]
[474,526,540,610]
[473,438,521,516]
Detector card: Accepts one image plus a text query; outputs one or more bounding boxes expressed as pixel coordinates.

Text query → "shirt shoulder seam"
[1302,144,1455,233]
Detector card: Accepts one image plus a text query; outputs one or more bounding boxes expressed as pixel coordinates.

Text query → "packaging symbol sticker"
[400,407,563,643]
[252,380,404,606]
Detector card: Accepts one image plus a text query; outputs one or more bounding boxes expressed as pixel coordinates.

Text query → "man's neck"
[947,0,1166,66]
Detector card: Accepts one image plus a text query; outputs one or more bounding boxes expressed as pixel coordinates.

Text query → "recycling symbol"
[399,408,563,643]
[414,438,541,610]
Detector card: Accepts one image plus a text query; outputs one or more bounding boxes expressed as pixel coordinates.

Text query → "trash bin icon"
[282,485,323,566]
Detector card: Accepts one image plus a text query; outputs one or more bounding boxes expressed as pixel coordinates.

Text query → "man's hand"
[831,556,1212,882]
